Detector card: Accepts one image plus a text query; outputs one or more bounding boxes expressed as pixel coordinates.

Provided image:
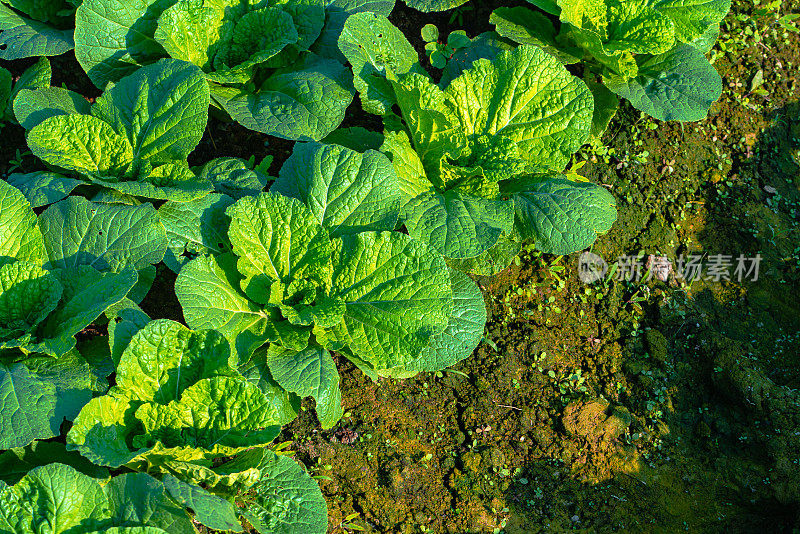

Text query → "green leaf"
[116,319,234,404]
[0,4,74,60]
[443,44,594,173]
[0,363,58,449]
[96,162,214,202]
[267,344,343,429]
[439,32,514,87]
[211,53,353,141]
[197,157,270,199]
[421,23,438,42]
[0,261,62,339]
[5,56,49,120]
[402,190,514,259]
[272,142,403,237]
[39,197,168,273]
[0,179,46,265]
[5,172,82,208]
[557,0,606,28]
[227,193,333,291]
[506,176,617,254]
[0,441,109,486]
[605,43,722,121]
[24,350,96,426]
[323,231,452,373]
[108,305,150,365]
[490,7,581,64]
[133,376,281,451]
[321,127,384,152]
[650,0,731,42]
[1,464,108,533]
[74,0,173,88]
[239,350,301,426]
[158,193,235,273]
[104,473,195,533]
[242,452,328,534]
[378,129,434,203]
[27,114,134,176]
[605,1,675,56]
[338,12,420,115]
[445,232,521,276]
[13,86,91,131]
[163,475,243,533]
[312,0,395,62]
[38,267,138,356]
[152,0,225,70]
[408,268,485,374]
[403,0,470,12]
[175,254,284,358]
[67,394,143,467]
[92,58,209,165]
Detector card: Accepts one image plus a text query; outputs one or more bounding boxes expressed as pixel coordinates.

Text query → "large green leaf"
[238,349,300,426]
[152,0,226,70]
[5,172,83,208]
[241,452,328,534]
[91,59,209,165]
[0,463,108,533]
[649,0,731,42]
[39,197,168,273]
[74,0,173,88]
[0,4,73,60]
[407,268,485,374]
[133,376,281,451]
[322,231,452,372]
[606,43,722,121]
[506,176,617,254]
[443,44,594,173]
[402,0,469,12]
[0,261,61,339]
[104,473,194,533]
[158,193,234,273]
[445,232,521,276]
[36,267,139,357]
[175,254,276,358]
[0,178,47,265]
[211,53,353,141]
[267,344,343,429]
[0,441,109,486]
[338,12,420,115]
[272,142,403,237]
[196,157,270,199]
[0,363,58,449]
[311,0,396,62]
[116,319,234,404]
[227,193,333,292]
[163,475,243,533]
[604,0,675,55]
[402,190,515,260]
[27,114,134,176]
[490,7,581,64]
[13,86,90,130]
[379,129,434,203]
[67,394,144,467]
[22,351,97,427]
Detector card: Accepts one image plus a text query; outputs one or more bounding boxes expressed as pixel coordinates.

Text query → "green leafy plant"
[61,317,328,533]
[421,24,470,69]
[337,13,617,274]
[0,57,49,125]
[70,0,397,141]
[11,59,213,206]
[0,0,78,59]
[171,141,487,428]
[0,179,168,359]
[491,0,730,125]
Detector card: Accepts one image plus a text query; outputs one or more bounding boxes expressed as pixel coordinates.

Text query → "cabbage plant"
[170,141,487,428]
[72,0,395,141]
[337,13,617,274]
[491,0,729,124]
[0,0,78,59]
[11,59,213,206]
